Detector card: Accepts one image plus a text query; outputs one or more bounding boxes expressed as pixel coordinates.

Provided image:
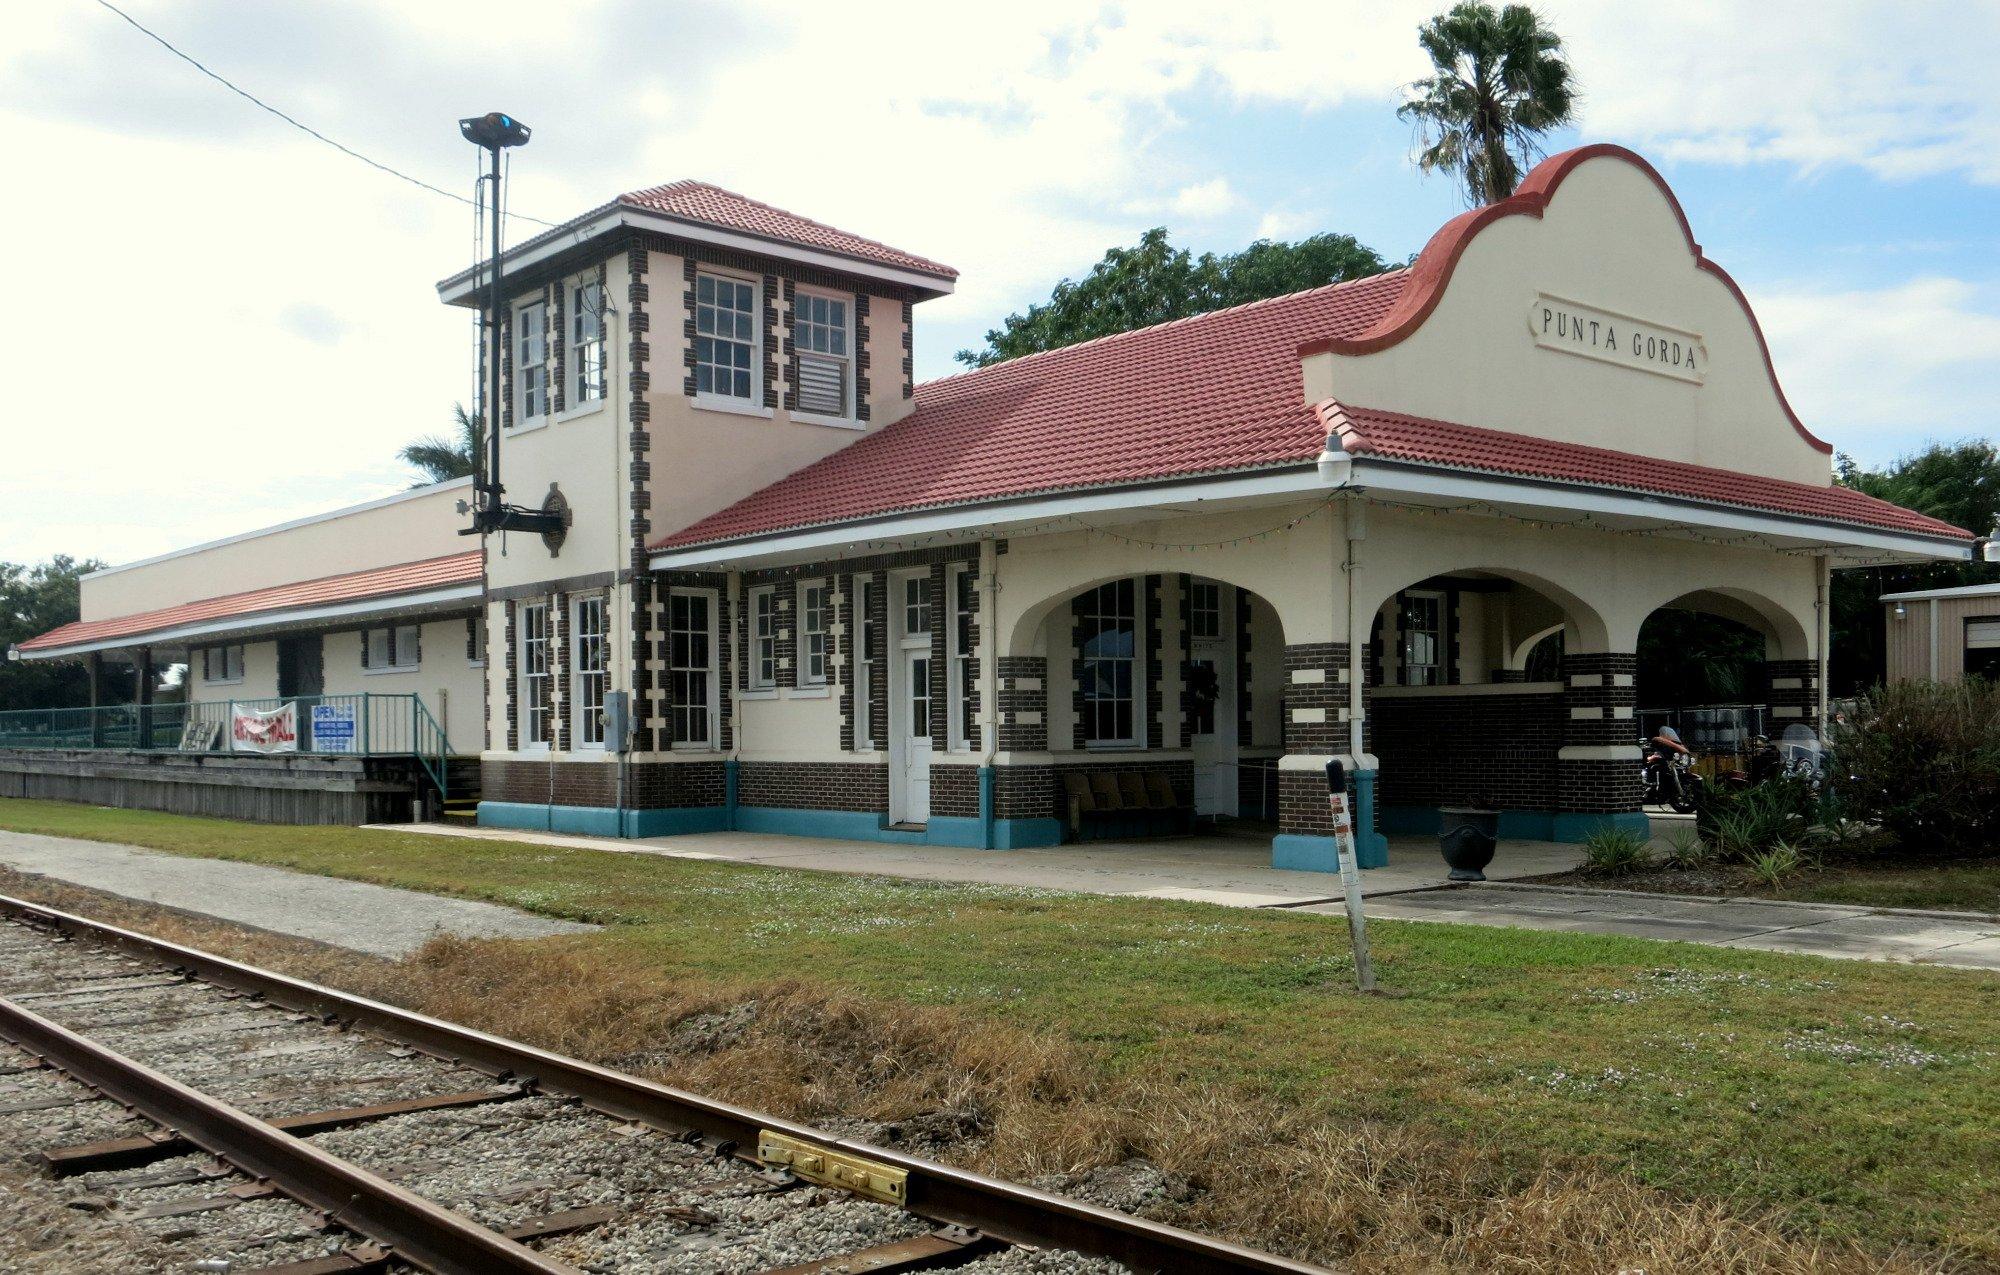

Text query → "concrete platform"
[387,823,1588,904]
[0,830,596,957]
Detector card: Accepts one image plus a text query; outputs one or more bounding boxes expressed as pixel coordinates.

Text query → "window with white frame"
[668,590,715,746]
[363,625,420,672]
[569,276,606,407]
[202,645,245,685]
[514,300,548,426]
[467,614,486,667]
[573,595,609,747]
[748,586,777,689]
[1398,590,1445,687]
[793,291,851,417]
[520,603,551,747]
[950,567,976,751]
[1078,579,1137,746]
[902,575,930,637]
[856,577,875,747]
[695,273,756,400]
[1189,581,1222,640]
[800,580,829,686]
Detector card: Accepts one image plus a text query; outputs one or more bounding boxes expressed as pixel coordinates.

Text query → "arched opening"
[1006,571,1289,839]
[1362,569,1605,840]
[1636,588,1816,783]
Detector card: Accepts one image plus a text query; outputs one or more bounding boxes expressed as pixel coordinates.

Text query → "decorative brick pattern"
[680,256,699,396]
[1144,575,1163,750]
[837,572,856,751]
[1176,575,1193,749]
[956,565,982,749]
[499,313,514,431]
[1561,652,1640,747]
[1281,643,1350,757]
[627,247,656,752]
[1761,659,1821,729]
[928,562,949,751]
[1236,589,1255,747]
[550,592,571,753]
[503,601,519,751]
[738,760,886,812]
[996,656,1047,752]
[1374,691,1562,811]
[780,279,799,411]
[760,273,779,409]
[854,293,872,423]
[901,299,914,399]
[549,280,565,417]
[775,582,796,690]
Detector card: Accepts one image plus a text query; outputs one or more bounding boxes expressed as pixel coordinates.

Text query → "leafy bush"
[1827,680,2000,853]
[1581,826,1652,875]
[1746,842,1807,889]
[1697,777,1815,862]
[1658,826,1715,869]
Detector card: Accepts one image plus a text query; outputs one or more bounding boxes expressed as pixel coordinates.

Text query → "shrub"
[1581,826,1651,876]
[1659,825,1714,869]
[1827,680,2000,853]
[1697,777,1814,862]
[1746,842,1807,889]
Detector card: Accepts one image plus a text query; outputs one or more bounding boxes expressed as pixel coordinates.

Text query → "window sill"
[738,688,779,701]
[205,680,245,688]
[788,409,864,432]
[787,685,832,699]
[362,666,420,677]
[508,417,551,436]
[693,395,774,420]
[553,398,607,425]
[1083,741,1145,752]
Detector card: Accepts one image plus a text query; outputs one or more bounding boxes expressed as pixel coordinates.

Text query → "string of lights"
[93,0,556,227]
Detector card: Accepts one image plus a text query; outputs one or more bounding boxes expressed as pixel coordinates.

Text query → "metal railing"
[0,693,448,800]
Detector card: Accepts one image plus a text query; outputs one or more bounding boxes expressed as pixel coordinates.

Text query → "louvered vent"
[796,354,848,417]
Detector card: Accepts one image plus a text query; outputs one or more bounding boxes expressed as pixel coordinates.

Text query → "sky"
[2,0,1996,568]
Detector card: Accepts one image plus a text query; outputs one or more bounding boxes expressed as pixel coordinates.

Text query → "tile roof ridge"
[916,268,1411,392]
[617,179,957,277]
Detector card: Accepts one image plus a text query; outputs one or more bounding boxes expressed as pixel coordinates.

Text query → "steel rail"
[0,892,1325,1274]
[0,993,578,1275]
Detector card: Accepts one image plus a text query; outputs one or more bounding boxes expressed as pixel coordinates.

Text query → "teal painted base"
[478,801,726,837]
[1269,767,1388,872]
[1378,805,1651,844]
[735,806,1061,848]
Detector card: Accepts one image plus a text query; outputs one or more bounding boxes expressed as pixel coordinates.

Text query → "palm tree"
[399,403,482,487]
[1398,2,1576,206]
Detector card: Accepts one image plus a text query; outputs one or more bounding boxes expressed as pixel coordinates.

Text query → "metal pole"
[1325,760,1375,993]
[484,141,503,520]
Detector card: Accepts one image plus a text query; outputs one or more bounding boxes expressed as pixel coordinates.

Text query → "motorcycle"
[1642,750,1704,814]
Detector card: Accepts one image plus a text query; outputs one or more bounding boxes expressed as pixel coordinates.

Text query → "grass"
[1,798,1997,1270]
[1775,857,2000,914]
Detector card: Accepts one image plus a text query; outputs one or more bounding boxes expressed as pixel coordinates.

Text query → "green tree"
[0,556,105,712]
[1398,2,1577,206]
[955,228,1390,368]
[1831,442,2000,695]
[398,403,483,487]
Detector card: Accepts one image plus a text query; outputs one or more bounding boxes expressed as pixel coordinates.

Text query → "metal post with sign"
[1325,760,1376,993]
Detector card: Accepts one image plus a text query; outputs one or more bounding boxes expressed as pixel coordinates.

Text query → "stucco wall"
[320,618,487,755]
[185,639,279,702]
[84,481,472,621]
[1303,153,1830,487]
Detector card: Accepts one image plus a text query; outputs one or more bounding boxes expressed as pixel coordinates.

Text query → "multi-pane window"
[800,581,829,686]
[364,625,420,671]
[748,587,777,689]
[856,578,876,747]
[1398,591,1445,687]
[514,301,548,426]
[793,292,850,416]
[908,655,932,738]
[573,595,609,747]
[569,278,606,406]
[467,614,487,667]
[950,567,976,750]
[668,591,714,746]
[695,273,755,400]
[520,604,551,747]
[903,576,930,636]
[203,645,245,684]
[1189,581,1222,640]
[1078,579,1137,745]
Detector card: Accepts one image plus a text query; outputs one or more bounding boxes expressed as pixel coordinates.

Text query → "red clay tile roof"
[655,271,1413,549]
[618,181,957,280]
[1319,402,1969,539]
[18,551,483,655]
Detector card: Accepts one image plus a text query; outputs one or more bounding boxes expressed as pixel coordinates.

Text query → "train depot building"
[9,144,1976,870]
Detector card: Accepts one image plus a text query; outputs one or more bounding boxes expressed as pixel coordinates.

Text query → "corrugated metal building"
[1881,584,2000,683]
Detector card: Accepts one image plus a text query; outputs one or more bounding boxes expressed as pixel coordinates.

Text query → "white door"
[897,648,933,824]
[1189,582,1239,818]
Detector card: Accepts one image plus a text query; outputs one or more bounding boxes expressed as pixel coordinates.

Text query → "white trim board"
[15,584,483,661]
[651,457,1973,572]
[83,477,474,583]
[1880,582,2000,602]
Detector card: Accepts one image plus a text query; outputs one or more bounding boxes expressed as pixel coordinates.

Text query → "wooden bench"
[1061,770,1192,840]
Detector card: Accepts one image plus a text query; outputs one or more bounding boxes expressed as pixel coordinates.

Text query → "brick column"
[1274,642,1386,870]
[1556,652,1646,838]
[993,656,1051,827]
[1760,659,1821,734]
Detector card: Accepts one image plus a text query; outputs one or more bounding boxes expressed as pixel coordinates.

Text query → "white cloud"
[1754,277,2000,463]
[1254,208,1315,241]
[1124,177,1240,219]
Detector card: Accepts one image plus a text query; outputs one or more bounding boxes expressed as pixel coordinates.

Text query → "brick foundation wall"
[932,763,981,819]
[1559,759,1642,813]
[482,759,725,809]
[1372,691,1562,811]
[738,760,886,812]
[1278,769,1332,837]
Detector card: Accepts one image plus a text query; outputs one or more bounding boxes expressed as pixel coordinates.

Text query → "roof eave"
[436,204,956,305]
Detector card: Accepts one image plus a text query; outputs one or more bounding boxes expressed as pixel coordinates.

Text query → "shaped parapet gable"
[1301,145,1833,488]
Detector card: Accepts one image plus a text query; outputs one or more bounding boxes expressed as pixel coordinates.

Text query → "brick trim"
[928,562,948,751]
[503,600,519,751]
[1144,575,1163,749]
[855,293,872,423]
[997,655,1048,752]
[551,591,571,752]
[1761,658,1821,729]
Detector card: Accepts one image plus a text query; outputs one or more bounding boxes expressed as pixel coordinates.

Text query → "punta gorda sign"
[1528,293,1706,384]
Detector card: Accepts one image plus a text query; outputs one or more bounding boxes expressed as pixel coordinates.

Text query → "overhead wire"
[92,0,556,227]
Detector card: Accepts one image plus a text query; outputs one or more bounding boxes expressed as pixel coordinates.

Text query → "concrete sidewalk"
[1339,883,2000,971]
[0,830,596,957]
[390,822,2000,971]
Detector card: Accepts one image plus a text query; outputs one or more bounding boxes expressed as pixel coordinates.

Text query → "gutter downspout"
[979,538,999,850]
[725,568,742,830]
[1320,434,1385,867]
[1815,556,1832,738]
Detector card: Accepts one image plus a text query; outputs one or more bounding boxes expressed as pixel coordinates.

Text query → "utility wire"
[92,0,555,227]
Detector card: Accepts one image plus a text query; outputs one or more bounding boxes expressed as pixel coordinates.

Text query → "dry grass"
[0,870,1949,1273]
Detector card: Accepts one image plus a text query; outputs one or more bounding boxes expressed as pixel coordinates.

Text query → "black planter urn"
[1438,806,1500,881]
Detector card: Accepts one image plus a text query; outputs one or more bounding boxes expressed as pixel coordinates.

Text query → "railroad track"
[0,893,1324,1275]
